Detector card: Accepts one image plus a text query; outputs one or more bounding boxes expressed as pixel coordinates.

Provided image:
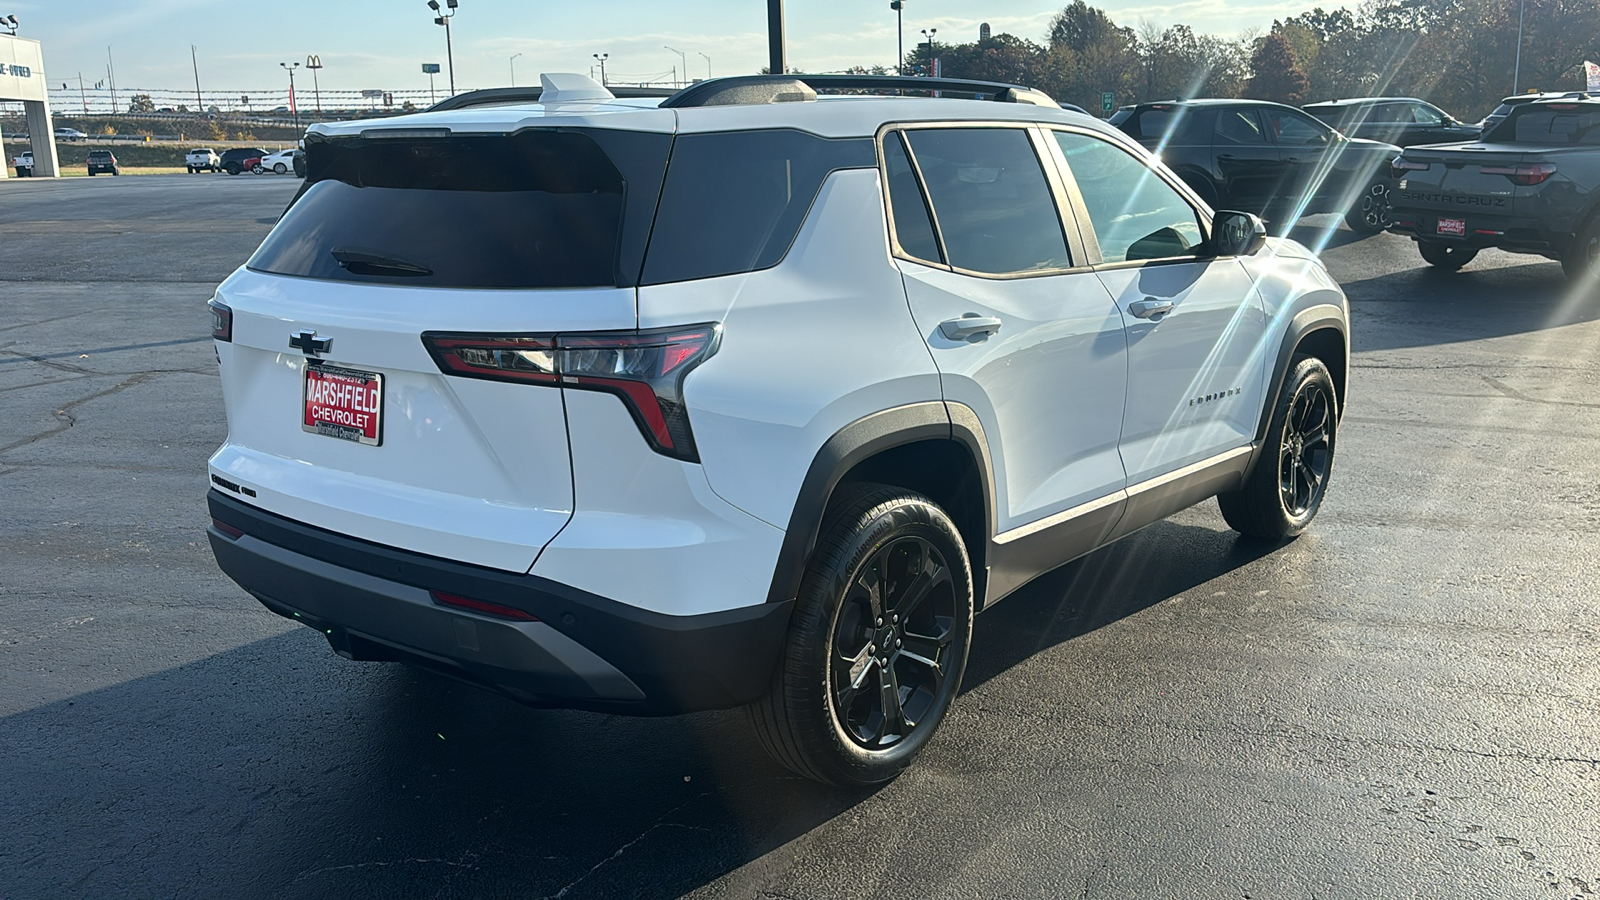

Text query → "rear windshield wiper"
[331,248,434,278]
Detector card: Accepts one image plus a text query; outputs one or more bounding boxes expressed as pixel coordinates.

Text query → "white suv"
[207,73,1348,785]
[186,148,220,173]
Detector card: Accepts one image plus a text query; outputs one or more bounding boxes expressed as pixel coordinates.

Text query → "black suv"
[1302,97,1479,147]
[217,147,268,176]
[86,150,119,176]
[1110,99,1401,233]
[1478,91,1594,136]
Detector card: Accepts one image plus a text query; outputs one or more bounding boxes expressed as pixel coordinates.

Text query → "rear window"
[88,151,112,159]
[1120,107,1208,144]
[640,130,874,285]
[1509,107,1600,144]
[249,129,670,289]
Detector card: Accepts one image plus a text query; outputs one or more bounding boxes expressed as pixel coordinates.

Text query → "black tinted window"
[1512,107,1600,144]
[641,130,874,285]
[1215,109,1267,144]
[883,133,941,263]
[1127,107,1208,144]
[249,130,670,289]
[905,128,1069,275]
[1266,109,1332,145]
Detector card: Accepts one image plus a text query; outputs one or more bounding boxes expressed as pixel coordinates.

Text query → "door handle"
[1128,298,1174,320]
[939,314,1003,341]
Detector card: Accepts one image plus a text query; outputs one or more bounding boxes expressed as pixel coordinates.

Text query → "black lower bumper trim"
[207,490,793,715]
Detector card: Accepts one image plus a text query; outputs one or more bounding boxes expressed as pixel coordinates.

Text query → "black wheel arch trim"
[1243,303,1348,482]
[765,401,997,608]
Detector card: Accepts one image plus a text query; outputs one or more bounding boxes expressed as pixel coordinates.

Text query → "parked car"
[257,149,296,174]
[291,147,306,178]
[206,72,1349,786]
[86,149,119,175]
[1479,91,1594,136]
[1302,97,1480,147]
[186,148,221,173]
[53,127,88,142]
[1110,99,1401,233]
[12,149,33,176]
[217,147,268,175]
[1387,97,1600,281]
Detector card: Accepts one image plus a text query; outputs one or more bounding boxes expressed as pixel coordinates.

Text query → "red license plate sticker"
[1436,217,1466,236]
[302,363,383,446]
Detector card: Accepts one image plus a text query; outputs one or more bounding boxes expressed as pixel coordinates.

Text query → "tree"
[1246,32,1311,102]
[127,94,155,113]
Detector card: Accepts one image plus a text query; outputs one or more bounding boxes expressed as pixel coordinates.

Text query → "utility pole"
[306,56,323,116]
[77,73,88,114]
[427,0,459,96]
[1512,0,1526,93]
[891,1,905,75]
[593,53,608,85]
[280,62,300,128]
[767,0,785,76]
[106,46,117,114]
[510,52,522,87]
[191,45,203,113]
[698,51,712,79]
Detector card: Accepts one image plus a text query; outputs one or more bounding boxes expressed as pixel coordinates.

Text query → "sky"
[9,0,1334,101]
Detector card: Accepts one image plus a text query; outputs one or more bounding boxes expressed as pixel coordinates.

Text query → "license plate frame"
[1436,217,1467,237]
[302,362,384,446]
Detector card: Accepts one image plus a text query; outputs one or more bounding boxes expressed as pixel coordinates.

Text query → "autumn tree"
[1246,32,1311,103]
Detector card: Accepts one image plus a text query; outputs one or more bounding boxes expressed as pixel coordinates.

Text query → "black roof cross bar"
[427,85,677,112]
[660,74,1069,111]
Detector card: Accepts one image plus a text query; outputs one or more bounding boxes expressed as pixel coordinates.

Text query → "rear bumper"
[1387,211,1568,254]
[207,490,792,715]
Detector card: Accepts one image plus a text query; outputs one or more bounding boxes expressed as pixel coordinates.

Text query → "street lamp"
[427,0,458,97]
[664,45,687,87]
[1512,0,1526,93]
[279,61,300,128]
[306,55,323,117]
[890,1,905,75]
[593,53,608,86]
[921,28,937,77]
[698,51,712,80]
[510,52,522,87]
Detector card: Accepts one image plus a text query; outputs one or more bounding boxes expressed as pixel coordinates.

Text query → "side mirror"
[1209,210,1267,257]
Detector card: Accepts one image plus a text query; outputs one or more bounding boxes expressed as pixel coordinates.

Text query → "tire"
[251,164,264,175]
[1218,355,1338,541]
[87,170,95,176]
[226,164,241,175]
[1561,216,1600,283]
[750,483,974,786]
[273,163,287,174]
[111,168,119,176]
[1344,181,1391,234]
[186,166,194,173]
[1417,240,1478,270]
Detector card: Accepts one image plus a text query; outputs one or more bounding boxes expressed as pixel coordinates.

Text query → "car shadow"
[0,518,1280,900]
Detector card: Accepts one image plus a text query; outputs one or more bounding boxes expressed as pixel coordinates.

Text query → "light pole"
[306,55,323,116]
[767,0,785,76]
[664,46,687,87]
[593,53,608,85]
[191,45,203,114]
[698,51,712,79]
[427,0,458,97]
[510,52,522,87]
[280,62,300,128]
[891,1,905,75]
[1512,0,1526,93]
[921,28,937,77]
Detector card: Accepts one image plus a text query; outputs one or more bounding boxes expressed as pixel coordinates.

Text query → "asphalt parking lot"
[2,174,1598,899]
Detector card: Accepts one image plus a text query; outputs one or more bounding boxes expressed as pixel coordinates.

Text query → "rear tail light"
[209,299,232,342]
[430,590,539,622]
[1479,162,1556,185]
[1391,158,1430,178]
[422,324,721,462]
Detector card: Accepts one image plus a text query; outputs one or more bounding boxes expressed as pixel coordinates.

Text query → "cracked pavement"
[1,174,1598,899]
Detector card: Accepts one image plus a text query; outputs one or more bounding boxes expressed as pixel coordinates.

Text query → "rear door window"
[1215,109,1267,144]
[903,127,1070,275]
[882,132,942,264]
[249,129,670,289]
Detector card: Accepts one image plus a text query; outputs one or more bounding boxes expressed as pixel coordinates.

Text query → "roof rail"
[427,84,677,112]
[660,74,1066,110]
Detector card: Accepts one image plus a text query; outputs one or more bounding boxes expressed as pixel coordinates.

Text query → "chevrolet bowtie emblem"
[289,330,332,357]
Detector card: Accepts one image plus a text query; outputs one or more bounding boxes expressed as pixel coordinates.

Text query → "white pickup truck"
[186,148,220,173]
[11,150,33,176]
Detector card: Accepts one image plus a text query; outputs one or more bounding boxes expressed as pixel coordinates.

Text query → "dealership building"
[1,33,59,178]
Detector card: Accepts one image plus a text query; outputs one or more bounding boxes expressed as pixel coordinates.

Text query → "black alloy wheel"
[830,535,956,751]
[1344,181,1391,234]
[1218,355,1339,540]
[1562,217,1600,284]
[1278,377,1334,518]
[751,484,973,786]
